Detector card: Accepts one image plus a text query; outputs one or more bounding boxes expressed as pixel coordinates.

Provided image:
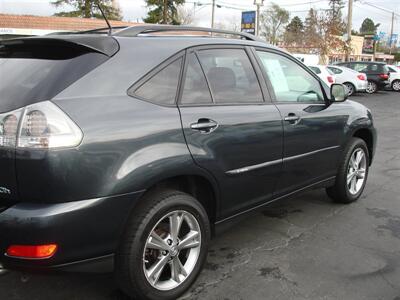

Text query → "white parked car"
[386,64,400,92]
[308,65,336,87]
[327,65,368,96]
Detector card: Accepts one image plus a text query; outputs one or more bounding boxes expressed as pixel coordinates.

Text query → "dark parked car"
[0,26,376,300]
[335,61,390,94]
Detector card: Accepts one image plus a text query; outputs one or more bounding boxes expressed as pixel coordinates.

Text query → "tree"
[144,0,185,25]
[327,0,346,36]
[51,0,122,20]
[176,5,194,25]
[260,4,289,45]
[360,18,380,35]
[284,16,304,45]
[304,8,320,48]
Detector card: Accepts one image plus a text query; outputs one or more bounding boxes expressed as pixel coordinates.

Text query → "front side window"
[257,51,324,103]
[134,58,182,105]
[196,49,263,104]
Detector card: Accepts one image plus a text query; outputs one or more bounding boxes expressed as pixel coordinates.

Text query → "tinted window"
[352,63,368,72]
[257,51,324,103]
[388,66,397,72]
[327,67,343,74]
[181,53,212,105]
[308,66,321,74]
[0,44,107,113]
[197,49,263,104]
[135,58,182,105]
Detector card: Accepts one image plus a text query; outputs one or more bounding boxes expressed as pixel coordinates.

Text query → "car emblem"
[0,187,11,195]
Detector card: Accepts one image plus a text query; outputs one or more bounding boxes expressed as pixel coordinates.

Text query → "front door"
[255,50,347,196]
[178,47,283,218]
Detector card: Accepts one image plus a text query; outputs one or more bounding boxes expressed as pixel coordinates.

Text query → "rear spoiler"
[0,34,119,57]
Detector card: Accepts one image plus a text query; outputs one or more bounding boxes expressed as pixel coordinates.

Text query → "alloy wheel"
[143,210,201,291]
[347,148,367,195]
[392,80,400,91]
[344,83,354,96]
[366,81,377,94]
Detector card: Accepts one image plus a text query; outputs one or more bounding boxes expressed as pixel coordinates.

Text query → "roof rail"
[78,26,129,34]
[114,25,262,42]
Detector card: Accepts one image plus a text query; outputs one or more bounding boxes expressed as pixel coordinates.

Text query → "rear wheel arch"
[140,174,219,229]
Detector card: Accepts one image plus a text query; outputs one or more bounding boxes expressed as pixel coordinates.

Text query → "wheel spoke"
[178,230,200,250]
[170,257,187,283]
[350,176,357,194]
[347,171,356,185]
[355,151,364,167]
[147,231,170,251]
[146,255,169,285]
[358,168,366,179]
[169,212,183,245]
[350,155,357,169]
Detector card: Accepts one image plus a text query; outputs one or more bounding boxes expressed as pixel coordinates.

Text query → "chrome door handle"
[190,119,218,133]
[284,114,301,124]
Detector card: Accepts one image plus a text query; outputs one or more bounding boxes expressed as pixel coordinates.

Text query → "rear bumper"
[356,80,368,92]
[0,190,144,272]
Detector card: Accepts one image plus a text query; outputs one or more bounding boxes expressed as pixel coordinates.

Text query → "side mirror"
[331,83,348,102]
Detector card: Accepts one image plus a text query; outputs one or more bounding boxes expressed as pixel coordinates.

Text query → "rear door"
[178,46,283,218]
[254,49,347,195]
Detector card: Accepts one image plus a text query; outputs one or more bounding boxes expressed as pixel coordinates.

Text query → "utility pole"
[254,0,264,37]
[163,0,168,24]
[345,0,353,61]
[211,0,216,28]
[389,11,394,54]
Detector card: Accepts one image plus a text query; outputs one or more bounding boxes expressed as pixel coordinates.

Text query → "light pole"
[254,0,264,37]
[345,0,353,61]
[211,0,216,28]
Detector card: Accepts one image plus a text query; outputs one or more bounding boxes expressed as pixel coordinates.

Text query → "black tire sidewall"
[392,80,400,91]
[116,191,210,300]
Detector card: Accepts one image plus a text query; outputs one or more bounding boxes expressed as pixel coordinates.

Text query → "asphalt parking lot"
[0,91,399,300]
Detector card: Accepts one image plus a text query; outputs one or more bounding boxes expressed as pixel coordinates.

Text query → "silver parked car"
[327,65,368,96]
[386,65,400,92]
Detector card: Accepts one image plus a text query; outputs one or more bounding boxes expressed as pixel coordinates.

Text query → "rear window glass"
[309,66,321,74]
[134,58,182,105]
[0,41,108,113]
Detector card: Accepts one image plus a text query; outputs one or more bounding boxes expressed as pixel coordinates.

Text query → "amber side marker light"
[6,244,58,259]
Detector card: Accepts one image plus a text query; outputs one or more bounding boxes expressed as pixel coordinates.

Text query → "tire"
[115,189,210,300]
[392,80,400,92]
[366,81,377,94]
[344,82,356,96]
[326,137,369,204]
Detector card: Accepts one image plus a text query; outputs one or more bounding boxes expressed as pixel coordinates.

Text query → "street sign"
[241,11,256,35]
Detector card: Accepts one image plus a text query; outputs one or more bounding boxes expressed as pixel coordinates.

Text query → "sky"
[0,0,399,35]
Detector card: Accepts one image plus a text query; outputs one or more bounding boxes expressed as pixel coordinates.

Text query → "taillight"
[6,244,58,259]
[379,74,389,80]
[357,74,366,81]
[0,101,83,149]
[327,76,334,83]
[0,108,23,148]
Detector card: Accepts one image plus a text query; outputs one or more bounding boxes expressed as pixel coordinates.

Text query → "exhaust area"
[0,263,9,276]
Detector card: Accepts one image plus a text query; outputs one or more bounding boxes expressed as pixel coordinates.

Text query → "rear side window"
[196,49,263,104]
[181,53,212,105]
[308,66,321,74]
[328,67,342,74]
[134,58,182,105]
[0,40,108,113]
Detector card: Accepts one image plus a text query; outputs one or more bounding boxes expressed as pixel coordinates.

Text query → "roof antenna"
[95,0,112,35]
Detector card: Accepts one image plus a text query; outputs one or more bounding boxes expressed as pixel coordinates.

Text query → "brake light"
[0,101,83,149]
[327,76,334,83]
[6,244,58,259]
[379,74,389,80]
[357,74,366,81]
